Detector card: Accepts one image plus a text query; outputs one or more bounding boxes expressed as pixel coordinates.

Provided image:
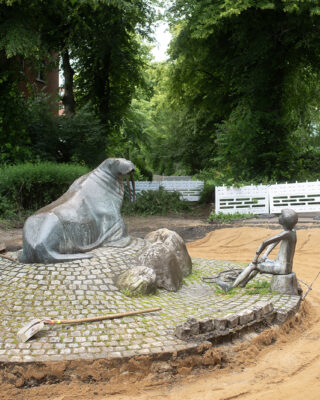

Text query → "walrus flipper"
[19,213,94,264]
[19,247,93,264]
[75,219,129,253]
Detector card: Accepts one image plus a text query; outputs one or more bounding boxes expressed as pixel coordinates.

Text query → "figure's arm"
[252,231,289,264]
[260,242,279,261]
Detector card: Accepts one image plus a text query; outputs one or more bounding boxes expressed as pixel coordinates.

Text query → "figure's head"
[278,208,298,230]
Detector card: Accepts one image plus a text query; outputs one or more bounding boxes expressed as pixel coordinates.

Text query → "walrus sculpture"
[19,158,135,264]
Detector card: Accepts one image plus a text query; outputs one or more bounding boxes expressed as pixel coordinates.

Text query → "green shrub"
[27,100,108,167]
[208,211,255,224]
[0,162,89,218]
[199,181,215,204]
[122,187,191,216]
[131,165,152,182]
[132,158,153,181]
[0,79,33,165]
[295,149,320,181]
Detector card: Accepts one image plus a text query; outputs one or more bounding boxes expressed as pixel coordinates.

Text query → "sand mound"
[187,227,320,282]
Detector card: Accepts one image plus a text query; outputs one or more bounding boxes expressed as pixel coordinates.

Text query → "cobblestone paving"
[0,238,300,363]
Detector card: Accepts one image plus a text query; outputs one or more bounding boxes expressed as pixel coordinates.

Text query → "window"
[36,62,46,83]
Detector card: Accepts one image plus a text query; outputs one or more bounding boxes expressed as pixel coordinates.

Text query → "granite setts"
[0,238,301,364]
[175,302,277,340]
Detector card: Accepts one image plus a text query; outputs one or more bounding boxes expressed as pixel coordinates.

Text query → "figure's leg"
[256,260,283,275]
[239,270,258,287]
[214,263,257,292]
[230,262,257,288]
[213,278,232,292]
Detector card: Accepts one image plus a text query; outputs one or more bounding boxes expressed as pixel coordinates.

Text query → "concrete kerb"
[0,238,302,386]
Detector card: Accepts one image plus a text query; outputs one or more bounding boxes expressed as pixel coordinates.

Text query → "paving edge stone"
[0,298,303,388]
[174,299,301,341]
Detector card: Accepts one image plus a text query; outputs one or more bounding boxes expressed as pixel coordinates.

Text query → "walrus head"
[101,158,136,202]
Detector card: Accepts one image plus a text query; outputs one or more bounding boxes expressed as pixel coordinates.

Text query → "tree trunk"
[61,49,75,116]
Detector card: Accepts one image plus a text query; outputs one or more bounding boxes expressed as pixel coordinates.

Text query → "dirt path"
[1,226,320,399]
[0,214,213,250]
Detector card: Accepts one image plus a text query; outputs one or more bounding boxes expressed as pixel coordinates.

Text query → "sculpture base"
[270,272,299,295]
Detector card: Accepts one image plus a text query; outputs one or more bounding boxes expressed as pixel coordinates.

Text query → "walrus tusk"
[126,174,132,202]
[130,171,135,202]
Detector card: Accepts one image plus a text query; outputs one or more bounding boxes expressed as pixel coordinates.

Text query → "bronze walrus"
[19,158,135,264]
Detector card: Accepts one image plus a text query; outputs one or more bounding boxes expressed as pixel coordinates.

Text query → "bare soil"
[1,220,320,399]
[0,210,214,251]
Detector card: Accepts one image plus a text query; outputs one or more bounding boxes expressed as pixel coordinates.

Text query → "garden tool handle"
[44,307,162,325]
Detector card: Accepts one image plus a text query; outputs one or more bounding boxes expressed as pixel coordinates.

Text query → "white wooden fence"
[132,181,204,202]
[216,181,320,214]
[215,185,269,214]
[269,181,320,213]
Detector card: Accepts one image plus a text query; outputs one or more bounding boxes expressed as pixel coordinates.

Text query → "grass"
[214,279,271,297]
[120,288,158,298]
[208,211,255,224]
[182,268,204,286]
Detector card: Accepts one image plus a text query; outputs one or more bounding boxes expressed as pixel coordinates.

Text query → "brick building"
[19,56,59,114]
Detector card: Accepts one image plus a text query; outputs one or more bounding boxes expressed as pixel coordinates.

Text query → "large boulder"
[138,242,183,291]
[115,265,157,296]
[144,228,192,277]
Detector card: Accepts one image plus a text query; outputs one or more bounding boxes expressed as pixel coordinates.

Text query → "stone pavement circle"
[0,237,301,363]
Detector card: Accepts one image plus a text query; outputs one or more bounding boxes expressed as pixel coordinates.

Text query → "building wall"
[19,55,59,115]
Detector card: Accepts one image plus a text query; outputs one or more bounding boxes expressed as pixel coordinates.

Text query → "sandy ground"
[1,225,320,399]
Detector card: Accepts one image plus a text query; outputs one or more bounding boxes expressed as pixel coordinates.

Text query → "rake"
[17,307,161,342]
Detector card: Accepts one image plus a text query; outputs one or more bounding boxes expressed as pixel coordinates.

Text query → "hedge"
[0,162,89,218]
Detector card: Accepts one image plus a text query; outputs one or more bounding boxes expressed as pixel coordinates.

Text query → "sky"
[151,21,171,62]
[59,21,172,85]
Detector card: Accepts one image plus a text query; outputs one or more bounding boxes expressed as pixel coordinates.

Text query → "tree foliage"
[164,0,320,180]
[2,0,320,184]
[0,0,157,166]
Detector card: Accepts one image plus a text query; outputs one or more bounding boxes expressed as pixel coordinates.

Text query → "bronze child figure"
[214,208,298,292]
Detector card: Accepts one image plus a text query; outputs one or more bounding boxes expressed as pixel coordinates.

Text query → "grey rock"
[260,302,274,315]
[214,318,227,331]
[145,228,192,277]
[174,318,200,339]
[138,242,183,291]
[238,310,255,325]
[270,273,299,295]
[199,319,214,333]
[252,306,264,320]
[115,266,157,296]
[186,318,200,335]
[225,314,239,328]
[174,325,191,340]
[276,311,289,323]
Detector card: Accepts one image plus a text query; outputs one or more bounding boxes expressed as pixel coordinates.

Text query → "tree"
[166,0,320,180]
[0,0,157,165]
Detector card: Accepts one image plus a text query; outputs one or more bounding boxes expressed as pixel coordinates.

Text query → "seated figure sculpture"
[19,158,135,264]
[214,208,298,292]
